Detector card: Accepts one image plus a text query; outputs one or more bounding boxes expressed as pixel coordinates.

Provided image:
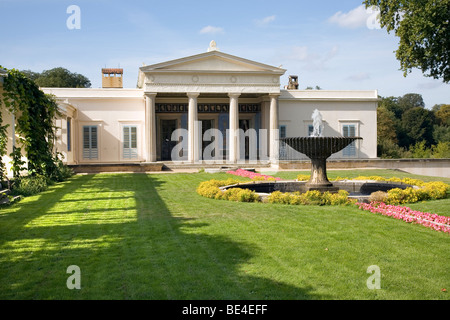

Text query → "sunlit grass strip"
[357,202,450,233]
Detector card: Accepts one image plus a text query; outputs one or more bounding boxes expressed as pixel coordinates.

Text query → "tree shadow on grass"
[0,173,324,300]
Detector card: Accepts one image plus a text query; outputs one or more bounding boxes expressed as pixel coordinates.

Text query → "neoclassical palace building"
[1,42,378,174]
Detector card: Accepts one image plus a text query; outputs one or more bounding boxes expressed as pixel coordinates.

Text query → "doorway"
[239,119,250,160]
[160,119,177,161]
[201,119,215,159]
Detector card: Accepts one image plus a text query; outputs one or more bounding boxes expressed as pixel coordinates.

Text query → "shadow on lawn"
[0,173,322,300]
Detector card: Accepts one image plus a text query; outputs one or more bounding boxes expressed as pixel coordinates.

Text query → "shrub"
[221,188,259,202]
[268,189,354,206]
[369,191,388,203]
[267,191,292,204]
[11,174,48,196]
[51,161,74,182]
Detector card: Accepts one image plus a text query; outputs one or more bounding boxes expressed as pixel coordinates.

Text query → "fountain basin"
[221,180,414,203]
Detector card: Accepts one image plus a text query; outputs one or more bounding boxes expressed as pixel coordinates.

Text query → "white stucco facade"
[1,44,378,175]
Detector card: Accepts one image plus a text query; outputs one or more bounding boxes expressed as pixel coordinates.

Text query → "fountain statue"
[281,109,362,192]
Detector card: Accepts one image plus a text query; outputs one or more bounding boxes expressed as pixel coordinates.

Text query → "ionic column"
[145,92,157,162]
[269,93,280,162]
[228,93,240,163]
[187,92,200,162]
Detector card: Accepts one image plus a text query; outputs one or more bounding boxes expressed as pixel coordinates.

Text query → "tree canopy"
[364,0,450,82]
[377,93,450,158]
[21,67,91,88]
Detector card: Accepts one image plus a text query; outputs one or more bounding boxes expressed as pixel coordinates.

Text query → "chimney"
[287,75,299,90]
[102,68,123,88]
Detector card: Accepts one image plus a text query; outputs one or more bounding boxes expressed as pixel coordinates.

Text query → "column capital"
[268,93,280,98]
[228,92,241,99]
[187,92,200,98]
[144,92,157,98]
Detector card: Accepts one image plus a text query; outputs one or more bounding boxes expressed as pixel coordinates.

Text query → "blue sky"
[1,0,448,108]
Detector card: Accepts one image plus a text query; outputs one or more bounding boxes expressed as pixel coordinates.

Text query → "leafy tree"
[434,104,450,126]
[400,106,435,147]
[25,67,91,88]
[433,125,450,143]
[20,69,40,82]
[379,96,402,118]
[377,106,398,143]
[364,0,450,82]
[397,93,425,111]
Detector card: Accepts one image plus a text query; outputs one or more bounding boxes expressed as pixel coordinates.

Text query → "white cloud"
[328,5,380,29]
[199,25,225,34]
[255,15,276,26]
[288,45,339,71]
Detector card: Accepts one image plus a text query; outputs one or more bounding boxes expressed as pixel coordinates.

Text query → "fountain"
[281,109,362,192]
[219,109,411,201]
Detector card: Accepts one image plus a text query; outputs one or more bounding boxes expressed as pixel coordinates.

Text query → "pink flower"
[356,202,450,234]
[226,169,281,181]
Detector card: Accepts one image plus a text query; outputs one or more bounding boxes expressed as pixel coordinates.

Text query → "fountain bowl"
[281,136,362,192]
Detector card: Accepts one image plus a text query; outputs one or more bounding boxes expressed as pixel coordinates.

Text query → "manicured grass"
[0,170,448,299]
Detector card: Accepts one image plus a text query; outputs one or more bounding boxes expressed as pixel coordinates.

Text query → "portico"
[139,41,286,163]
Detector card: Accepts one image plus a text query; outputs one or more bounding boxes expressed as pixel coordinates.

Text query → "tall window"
[308,124,313,137]
[67,117,71,152]
[279,125,287,159]
[342,124,356,156]
[123,126,138,159]
[83,125,98,159]
[279,125,287,139]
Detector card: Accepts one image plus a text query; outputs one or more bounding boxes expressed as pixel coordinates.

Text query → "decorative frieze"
[155,103,260,113]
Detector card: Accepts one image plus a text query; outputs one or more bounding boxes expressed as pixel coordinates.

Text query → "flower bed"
[227,169,281,181]
[196,178,259,202]
[297,174,449,205]
[357,202,450,233]
[267,190,355,206]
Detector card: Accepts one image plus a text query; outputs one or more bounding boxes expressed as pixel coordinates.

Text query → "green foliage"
[364,0,450,82]
[0,102,9,180]
[295,174,449,205]
[267,190,355,206]
[0,66,69,183]
[24,67,91,88]
[376,93,449,158]
[433,104,450,126]
[10,174,48,197]
[197,179,259,203]
[408,141,450,158]
[433,124,450,144]
[385,181,449,205]
[430,141,450,158]
[409,141,432,158]
[400,107,435,147]
[10,146,25,180]
[219,188,259,202]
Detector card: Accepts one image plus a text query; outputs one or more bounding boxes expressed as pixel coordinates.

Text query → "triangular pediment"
[140,51,285,74]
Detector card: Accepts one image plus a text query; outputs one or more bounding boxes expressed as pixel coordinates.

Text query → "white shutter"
[123,126,138,159]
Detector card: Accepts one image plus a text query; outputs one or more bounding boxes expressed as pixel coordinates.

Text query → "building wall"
[278,90,378,159]
[42,88,378,165]
[71,97,146,164]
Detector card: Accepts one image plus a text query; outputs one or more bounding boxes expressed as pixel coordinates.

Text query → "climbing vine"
[0,66,64,181]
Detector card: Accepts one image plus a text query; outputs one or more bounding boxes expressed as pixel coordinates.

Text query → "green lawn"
[0,170,448,300]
